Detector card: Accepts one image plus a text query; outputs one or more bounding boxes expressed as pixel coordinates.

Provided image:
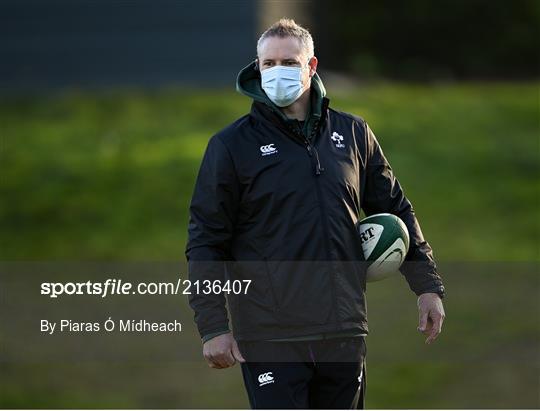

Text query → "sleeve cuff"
[201,328,231,343]
[415,284,446,299]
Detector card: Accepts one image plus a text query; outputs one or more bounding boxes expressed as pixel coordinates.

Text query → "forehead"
[258,36,304,60]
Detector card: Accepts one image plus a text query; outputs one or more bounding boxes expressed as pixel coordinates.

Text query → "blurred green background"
[1,83,539,408]
[1,84,538,261]
[1,0,539,408]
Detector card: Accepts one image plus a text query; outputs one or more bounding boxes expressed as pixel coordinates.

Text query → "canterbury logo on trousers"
[257,372,274,386]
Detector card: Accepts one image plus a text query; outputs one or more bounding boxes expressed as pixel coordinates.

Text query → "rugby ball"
[358,213,410,282]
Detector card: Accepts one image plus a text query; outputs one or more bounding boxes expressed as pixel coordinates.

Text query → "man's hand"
[417,292,445,344]
[202,332,245,369]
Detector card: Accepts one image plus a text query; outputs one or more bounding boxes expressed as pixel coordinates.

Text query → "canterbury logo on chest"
[260,143,278,156]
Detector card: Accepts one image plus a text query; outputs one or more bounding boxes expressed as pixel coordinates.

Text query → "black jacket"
[185,93,445,341]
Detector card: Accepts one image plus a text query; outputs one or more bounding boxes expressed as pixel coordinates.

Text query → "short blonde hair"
[257,18,314,59]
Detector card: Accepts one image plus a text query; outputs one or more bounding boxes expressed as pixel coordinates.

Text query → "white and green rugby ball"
[358,213,410,282]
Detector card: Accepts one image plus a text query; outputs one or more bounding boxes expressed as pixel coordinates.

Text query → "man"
[185,18,446,409]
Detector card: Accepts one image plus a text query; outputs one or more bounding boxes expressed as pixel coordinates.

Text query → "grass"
[1,83,538,261]
[0,83,538,408]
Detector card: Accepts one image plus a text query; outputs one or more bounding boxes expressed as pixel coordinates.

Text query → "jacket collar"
[236,59,330,140]
[250,96,330,146]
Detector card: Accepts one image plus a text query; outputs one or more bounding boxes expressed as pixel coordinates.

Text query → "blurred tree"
[311,0,540,80]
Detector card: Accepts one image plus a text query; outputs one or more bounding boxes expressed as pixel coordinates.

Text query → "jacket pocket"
[263,257,280,312]
[266,260,333,326]
[227,260,280,331]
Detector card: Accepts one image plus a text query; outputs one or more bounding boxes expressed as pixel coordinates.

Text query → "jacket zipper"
[291,120,324,176]
[290,121,340,328]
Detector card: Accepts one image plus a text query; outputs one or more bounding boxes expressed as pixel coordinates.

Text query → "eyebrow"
[262,58,300,63]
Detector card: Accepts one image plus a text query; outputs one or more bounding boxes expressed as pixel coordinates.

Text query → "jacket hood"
[235,60,327,132]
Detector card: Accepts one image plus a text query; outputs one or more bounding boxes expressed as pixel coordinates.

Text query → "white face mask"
[260,63,309,107]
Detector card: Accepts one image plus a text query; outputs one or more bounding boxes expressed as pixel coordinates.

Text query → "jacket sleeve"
[360,122,446,297]
[185,135,240,339]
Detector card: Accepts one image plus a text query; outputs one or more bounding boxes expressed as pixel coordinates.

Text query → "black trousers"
[238,337,367,409]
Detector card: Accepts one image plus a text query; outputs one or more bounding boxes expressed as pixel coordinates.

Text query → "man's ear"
[254,58,260,71]
[308,56,318,77]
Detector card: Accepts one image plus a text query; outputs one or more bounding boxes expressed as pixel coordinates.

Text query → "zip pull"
[306,142,324,176]
[313,146,325,175]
